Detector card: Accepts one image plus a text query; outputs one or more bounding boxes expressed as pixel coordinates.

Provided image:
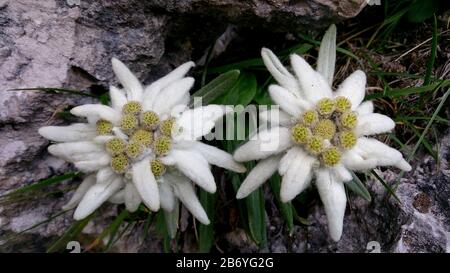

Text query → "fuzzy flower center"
[97,102,180,176]
[291,97,358,167]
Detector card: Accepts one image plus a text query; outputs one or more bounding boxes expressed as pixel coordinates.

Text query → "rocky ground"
[0,0,448,253]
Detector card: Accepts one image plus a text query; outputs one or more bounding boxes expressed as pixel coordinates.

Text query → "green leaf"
[9,87,98,98]
[346,172,372,202]
[365,79,450,100]
[104,210,130,249]
[46,213,94,253]
[371,170,401,203]
[198,189,217,252]
[213,72,257,106]
[189,70,240,106]
[424,14,438,86]
[268,174,294,234]
[407,0,439,23]
[245,186,267,246]
[208,59,264,74]
[1,172,82,199]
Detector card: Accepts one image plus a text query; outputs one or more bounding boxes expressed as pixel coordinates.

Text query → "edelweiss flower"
[233,25,411,241]
[39,58,245,225]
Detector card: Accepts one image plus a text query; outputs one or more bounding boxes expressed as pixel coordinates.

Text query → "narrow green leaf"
[9,87,98,98]
[365,79,450,100]
[346,172,372,202]
[189,70,240,106]
[246,186,267,246]
[395,87,450,188]
[424,14,437,86]
[47,213,94,253]
[198,189,217,252]
[1,210,70,244]
[1,172,81,199]
[371,170,401,203]
[140,212,154,243]
[105,210,130,249]
[268,174,294,234]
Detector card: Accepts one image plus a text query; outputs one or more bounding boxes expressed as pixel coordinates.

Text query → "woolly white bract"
[233,25,411,242]
[39,58,245,231]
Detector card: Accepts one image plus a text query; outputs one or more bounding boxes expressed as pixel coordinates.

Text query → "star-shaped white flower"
[233,25,411,241]
[39,58,245,225]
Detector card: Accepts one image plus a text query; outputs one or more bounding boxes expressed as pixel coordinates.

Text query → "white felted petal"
[341,149,378,171]
[268,85,310,116]
[47,141,103,162]
[193,142,246,173]
[236,155,281,199]
[315,169,347,242]
[233,127,293,162]
[169,149,216,193]
[169,172,210,225]
[261,48,300,95]
[111,58,143,101]
[39,124,96,142]
[108,189,125,204]
[175,105,232,141]
[132,158,160,211]
[109,86,127,111]
[354,113,395,137]
[96,167,116,184]
[317,24,336,86]
[73,177,123,220]
[355,138,411,171]
[143,61,195,110]
[152,77,194,115]
[334,70,366,109]
[70,104,121,125]
[355,101,374,116]
[125,182,141,212]
[259,108,294,127]
[280,148,315,202]
[74,154,110,172]
[331,164,352,182]
[290,54,333,103]
[159,180,176,212]
[278,147,299,176]
[62,175,96,210]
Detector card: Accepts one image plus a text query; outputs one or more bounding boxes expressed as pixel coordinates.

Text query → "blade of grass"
[1,210,70,244]
[395,87,450,188]
[1,172,82,199]
[424,14,438,86]
[9,87,98,98]
[365,79,450,100]
[346,172,372,202]
[371,170,401,203]
[46,213,94,253]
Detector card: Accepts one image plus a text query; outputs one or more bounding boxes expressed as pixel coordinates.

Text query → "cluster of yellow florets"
[95,101,180,176]
[290,96,359,166]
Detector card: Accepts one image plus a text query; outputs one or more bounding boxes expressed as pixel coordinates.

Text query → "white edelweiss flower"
[39,58,245,225]
[233,25,411,242]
